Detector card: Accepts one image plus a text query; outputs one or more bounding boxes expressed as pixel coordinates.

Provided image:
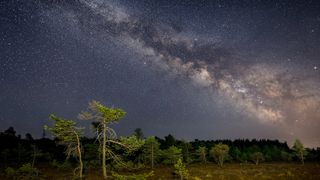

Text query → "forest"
[0,101,320,179]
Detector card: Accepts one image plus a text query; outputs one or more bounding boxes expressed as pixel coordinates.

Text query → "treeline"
[1,126,320,167]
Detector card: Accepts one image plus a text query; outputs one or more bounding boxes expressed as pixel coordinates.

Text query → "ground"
[1,163,320,179]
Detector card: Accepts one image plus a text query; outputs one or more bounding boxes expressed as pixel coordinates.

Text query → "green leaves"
[196,146,207,163]
[292,139,308,165]
[174,158,189,179]
[47,114,82,144]
[120,135,145,153]
[161,146,182,165]
[210,143,229,167]
[80,100,126,124]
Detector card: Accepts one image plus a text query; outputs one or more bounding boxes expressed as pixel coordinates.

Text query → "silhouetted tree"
[134,128,144,140]
[163,134,176,148]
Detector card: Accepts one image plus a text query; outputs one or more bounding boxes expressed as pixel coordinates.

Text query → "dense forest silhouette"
[1,126,320,166]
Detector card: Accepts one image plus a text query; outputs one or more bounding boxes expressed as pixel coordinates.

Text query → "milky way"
[1,0,320,147]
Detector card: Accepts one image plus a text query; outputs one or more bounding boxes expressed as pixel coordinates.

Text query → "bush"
[174,158,189,180]
[210,143,229,167]
[5,167,16,177]
[250,152,264,165]
[18,163,38,175]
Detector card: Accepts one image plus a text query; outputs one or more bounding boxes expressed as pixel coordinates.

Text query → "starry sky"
[1,0,320,147]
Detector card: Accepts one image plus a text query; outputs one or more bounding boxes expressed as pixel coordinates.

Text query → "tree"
[210,143,229,167]
[143,136,160,169]
[79,100,126,179]
[163,134,176,148]
[134,128,144,140]
[174,158,189,180]
[31,144,42,169]
[45,114,84,179]
[196,146,207,164]
[251,152,264,165]
[230,147,242,162]
[180,140,192,164]
[4,127,16,137]
[292,139,307,165]
[161,146,182,165]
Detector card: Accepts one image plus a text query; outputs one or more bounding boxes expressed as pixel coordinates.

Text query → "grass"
[1,163,320,179]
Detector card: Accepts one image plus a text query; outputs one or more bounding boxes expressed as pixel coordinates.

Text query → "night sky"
[1,0,320,147]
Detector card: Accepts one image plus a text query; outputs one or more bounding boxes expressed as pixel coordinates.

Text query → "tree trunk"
[32,146,36,168]
[75,133,83,179]
[102,123,107,179]
[151,143,154,169]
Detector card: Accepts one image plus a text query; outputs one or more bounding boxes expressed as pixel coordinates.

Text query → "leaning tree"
[45,114,84,179]
[79,100,135,179]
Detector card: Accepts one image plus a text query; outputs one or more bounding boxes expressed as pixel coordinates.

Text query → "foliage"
[5,167,16,177]
[79,100,126,179]
[45,114,84,179]
[51,159,73,170]
[143,136,161,168]
[280,151,293,162]
[119,135,145,154]
[292,139,308,165]
[134,128,144,140]
[45,114,83,159]
[79,100,126,125]
[111,171,154,180]
[5,163,40,178]
[83,143,100,168]
[210,143,229,167]
[196,146,207,164]
[161,146,183,165]
[18,163,40,178]
[250,152,264,165]
[180,140,193,164]
[174,158,189,180]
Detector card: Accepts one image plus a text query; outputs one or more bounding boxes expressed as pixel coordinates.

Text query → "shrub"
[210,143,229,167]
[174,158,189,180]
[5,167,16,177]
[17,163,39,178]
[251,152,264,165]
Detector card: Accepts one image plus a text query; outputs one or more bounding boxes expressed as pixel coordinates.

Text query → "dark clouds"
[1,0,320,147]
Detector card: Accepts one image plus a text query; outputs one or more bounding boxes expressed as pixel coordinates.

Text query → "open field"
[2,163,319,179]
